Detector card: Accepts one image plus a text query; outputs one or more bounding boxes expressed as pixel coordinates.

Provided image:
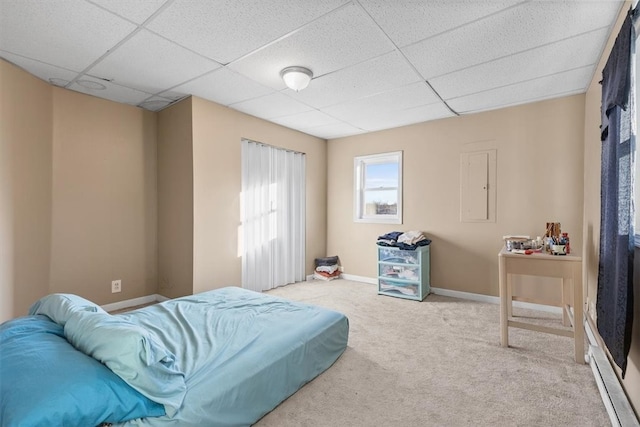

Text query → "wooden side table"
[498,247,584,363]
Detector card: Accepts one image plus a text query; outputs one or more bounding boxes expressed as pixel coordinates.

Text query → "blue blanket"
[113,287,349,426]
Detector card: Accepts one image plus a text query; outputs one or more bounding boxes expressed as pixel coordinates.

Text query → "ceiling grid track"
[352,0,459,116]
[0,0,625,138]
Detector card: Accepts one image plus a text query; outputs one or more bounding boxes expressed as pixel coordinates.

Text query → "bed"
[0,287,349,427]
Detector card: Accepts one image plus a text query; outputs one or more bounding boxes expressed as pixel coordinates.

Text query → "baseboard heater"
[585,320,639,426]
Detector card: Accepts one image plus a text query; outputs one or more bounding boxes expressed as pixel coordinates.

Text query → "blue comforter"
[113,287,349,426]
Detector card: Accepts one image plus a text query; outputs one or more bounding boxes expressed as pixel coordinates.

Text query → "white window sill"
[354,217,402,225]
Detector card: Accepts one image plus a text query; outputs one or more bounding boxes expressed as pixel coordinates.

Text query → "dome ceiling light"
[280,66,313,92]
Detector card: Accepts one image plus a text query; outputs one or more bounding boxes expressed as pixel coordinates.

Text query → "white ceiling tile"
[147,0,350,63]
[270,110,342,129]
[0,51,78,86]
[150,90,187,102]
[301,122,366,140]
[87,29,221,95]
[88,0,167,24]
[138,96,175,111]
[403,0,622,79]
[431,27,609,100]
[293,51,423,108]
[447,66,595,113]
[358,0,524,47]
[0,0,136,72]
[229,2,395,90]
[0,0,625,135]
[323,82,441,122]
[230,92,314,120]
[68,76,153,106]
[168,67,274,106]
[347,103,454,132]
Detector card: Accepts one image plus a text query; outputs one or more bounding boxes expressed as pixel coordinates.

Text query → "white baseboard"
[340,273,377,285]
[105,277,636,425]
[101,294,168,312]
[340,275,636,425]
[341,275,562,314]
[430,286,563,314]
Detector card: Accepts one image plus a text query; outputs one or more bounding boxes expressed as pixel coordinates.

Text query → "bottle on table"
[561,232,570,254]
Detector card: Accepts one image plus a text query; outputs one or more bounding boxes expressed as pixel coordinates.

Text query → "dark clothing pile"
[313,256,341,281]
[376,231,431,250]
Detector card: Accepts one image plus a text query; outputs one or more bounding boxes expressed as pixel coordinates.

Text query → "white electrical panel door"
[460,149,496,223]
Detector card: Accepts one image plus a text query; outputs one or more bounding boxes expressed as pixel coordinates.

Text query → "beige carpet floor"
[256,279,609,427]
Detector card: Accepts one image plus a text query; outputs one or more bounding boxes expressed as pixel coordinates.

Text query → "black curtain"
[597,9,636,378]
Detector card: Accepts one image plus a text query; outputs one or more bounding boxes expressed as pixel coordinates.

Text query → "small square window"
[354,151,402,224]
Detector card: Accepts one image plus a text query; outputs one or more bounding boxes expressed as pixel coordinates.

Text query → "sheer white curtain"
[240,139,305,292]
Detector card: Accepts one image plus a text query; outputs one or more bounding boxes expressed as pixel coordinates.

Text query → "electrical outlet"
[111,279,122,293]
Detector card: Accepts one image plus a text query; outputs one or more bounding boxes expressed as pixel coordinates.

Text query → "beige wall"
[327,95,585,298]
[3,25,637,413]
[582,1,639,414]
[157,98,194,299]
[190,96,327,293]
[1,60,327,314]
[0,61,10,320]
[50,88,158,304]
[0,60,52,321]
[158,95,328,298]
[0,59,158,320]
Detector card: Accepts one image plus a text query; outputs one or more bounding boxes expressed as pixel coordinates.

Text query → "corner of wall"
[0,59,53,321]
[157,97,195,299]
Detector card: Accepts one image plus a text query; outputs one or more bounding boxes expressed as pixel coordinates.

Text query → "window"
[354,151,402,224]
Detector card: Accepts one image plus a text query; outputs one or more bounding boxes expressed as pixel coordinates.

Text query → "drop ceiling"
[0,0,624,139]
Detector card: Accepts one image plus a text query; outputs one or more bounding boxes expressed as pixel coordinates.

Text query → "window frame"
[353,151,403,224]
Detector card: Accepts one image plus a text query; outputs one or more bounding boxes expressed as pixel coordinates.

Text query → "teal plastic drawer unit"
[377,245,430,301]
